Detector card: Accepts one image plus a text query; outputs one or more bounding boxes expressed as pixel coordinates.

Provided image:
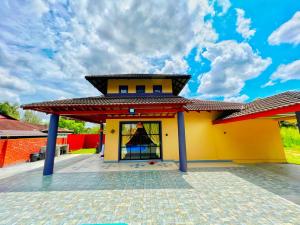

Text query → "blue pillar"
[177,111,187,172]
[98,123,104,154]
[296,111,300,133]
[43,114,59,176]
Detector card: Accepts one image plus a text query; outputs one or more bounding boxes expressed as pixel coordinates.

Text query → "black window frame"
[119,121,162,161]
[119,85,128,94]
[153,85,162,93]
[136,85,146,94]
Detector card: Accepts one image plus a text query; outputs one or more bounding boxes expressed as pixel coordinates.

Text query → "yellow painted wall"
[104,111,286,163]
[107,79,172,94]
[184,111,286,163]
[104,117,179,161]
[184,112,218,160]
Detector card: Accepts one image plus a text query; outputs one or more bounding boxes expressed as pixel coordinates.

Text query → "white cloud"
[224,94,249,102]
[157,57,188,74]
[267,60,300,85]
[235,8,256,39]
[268,11,300,45]
[0,0,233,103]
[0,0,237,102]
[216,0,231,16]
[0,67,35,103]
[261,80,275,88]
[0,67,33,93]
[0,67,34,103]
[197,40,271,98]
[179,84,191,97]
[31,0,49,18]
[0,90,21,103]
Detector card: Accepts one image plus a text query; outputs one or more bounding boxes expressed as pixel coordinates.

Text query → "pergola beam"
[56,108,180,115]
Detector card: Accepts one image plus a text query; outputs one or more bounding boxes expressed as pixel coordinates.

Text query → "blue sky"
[0,0,299,104]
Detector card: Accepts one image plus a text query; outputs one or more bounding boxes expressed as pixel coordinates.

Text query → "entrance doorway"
[119,121,162,160]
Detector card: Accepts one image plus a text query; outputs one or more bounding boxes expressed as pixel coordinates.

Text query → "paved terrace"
[1,155,300,225]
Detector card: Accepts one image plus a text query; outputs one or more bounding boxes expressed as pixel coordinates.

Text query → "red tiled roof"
[0,114,16,120]
[22,95,190,109]
[0,113,72,134]
[0,119,41,131]
[0,130,47,138]
[216,91,300,122]
[28,124,73,133]
[185,99,244,111]
[21,91,300,124]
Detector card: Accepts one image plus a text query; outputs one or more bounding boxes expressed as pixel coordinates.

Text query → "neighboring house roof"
[29,123,73,133]
[0,113,17,120]
[214,91,300,124]
[0,117,41,131]
[0,130,47,138]
[0,112,72,137]
[185,99,245,111]
[85,74,191,95]
[22,95,190,110]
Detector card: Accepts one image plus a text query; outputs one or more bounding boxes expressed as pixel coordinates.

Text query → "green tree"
[85,126,100,134]
[0,102,20,119]
[58,117,86,134]
[22,110,43,125]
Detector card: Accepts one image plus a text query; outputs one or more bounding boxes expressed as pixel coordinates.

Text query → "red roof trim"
[213,103,300,124]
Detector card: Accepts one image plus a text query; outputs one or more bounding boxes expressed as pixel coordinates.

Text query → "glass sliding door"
[119,121,162,160]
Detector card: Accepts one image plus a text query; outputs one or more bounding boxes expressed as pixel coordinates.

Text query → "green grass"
[280,127,300,148]
[280,126,300,164]
[70,148,97,154]
[284,147,300,165]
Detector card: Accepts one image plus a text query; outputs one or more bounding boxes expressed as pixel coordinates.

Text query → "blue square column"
[43,114,59,176]
[177,111,187,172]
[98,123,104,154]
[296,111,300,133]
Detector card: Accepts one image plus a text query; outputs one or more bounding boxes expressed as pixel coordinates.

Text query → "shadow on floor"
[0,169,192,192]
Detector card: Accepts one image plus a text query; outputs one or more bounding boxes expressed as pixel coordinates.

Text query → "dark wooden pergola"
[22,95,191,175]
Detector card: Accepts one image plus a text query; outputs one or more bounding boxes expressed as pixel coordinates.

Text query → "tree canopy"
[0,102,20,119]
[22,110,43,125]
[58,117,86,134]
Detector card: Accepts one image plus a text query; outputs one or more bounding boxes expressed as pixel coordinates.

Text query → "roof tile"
[220,91,300,120]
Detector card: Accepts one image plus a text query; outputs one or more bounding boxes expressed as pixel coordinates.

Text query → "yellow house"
[22,74,300,175]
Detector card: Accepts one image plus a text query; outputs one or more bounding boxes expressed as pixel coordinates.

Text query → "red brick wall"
[0,137,66,167]
[0,140,7,167]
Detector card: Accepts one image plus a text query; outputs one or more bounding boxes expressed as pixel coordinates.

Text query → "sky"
[0,0,300,105]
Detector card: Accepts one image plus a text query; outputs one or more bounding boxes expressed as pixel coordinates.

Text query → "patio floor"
[1,155,300,225]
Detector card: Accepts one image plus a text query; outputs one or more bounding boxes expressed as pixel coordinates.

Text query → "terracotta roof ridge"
[189,99,245,104]
[243,91,300,108]
[21,96,105,107]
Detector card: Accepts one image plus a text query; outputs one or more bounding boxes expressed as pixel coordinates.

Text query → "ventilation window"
[119,85,128,94]
[153,85,162,93]
[136,85,145,93]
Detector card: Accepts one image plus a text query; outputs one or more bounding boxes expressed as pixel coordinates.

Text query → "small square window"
[153,85,162,93]
[119,85,128,94]
[136,85,145,93]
